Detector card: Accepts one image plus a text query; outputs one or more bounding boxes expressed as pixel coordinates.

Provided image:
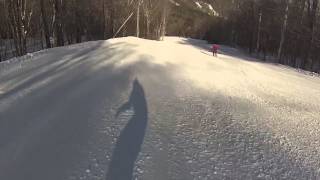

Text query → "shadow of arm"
[115,102,132,118]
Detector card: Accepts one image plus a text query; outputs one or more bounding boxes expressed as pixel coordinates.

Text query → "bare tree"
[256,11,262,52]
[40,0,52,48]
[7,0,34,56]
[304,0,319,69]
[278,0,290,60]
[136,0,142,37]
[52,0,64,46]
[161,0,169,40]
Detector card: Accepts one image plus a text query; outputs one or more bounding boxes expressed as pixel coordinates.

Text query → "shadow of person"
[106,79,148,180]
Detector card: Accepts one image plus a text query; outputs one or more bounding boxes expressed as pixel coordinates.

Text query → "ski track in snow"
[1,37,320,180]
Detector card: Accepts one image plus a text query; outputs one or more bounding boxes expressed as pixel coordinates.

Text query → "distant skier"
[212,44,219,57]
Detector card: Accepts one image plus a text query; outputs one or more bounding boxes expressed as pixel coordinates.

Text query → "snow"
[169,0,180,6]
[192,1,220,17]
[195,1,202,9]
[206,4,219,16]
[0,36,320,179]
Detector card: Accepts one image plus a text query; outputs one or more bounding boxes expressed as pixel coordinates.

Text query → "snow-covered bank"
[0,41,103,77]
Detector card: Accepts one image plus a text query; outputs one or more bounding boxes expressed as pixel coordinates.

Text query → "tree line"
[0,0,169,61]
[203,0,320,73]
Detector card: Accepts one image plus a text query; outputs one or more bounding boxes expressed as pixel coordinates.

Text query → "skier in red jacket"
[212,44,219,57]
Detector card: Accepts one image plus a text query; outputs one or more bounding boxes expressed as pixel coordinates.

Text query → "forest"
[0,0,320,73]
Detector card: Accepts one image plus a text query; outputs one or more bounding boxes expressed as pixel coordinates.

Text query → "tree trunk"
[7,0,32,56]
[294,0,307,68]
[40,0,51,48]
[302,0,318,69]
[146,17,150,39]
[143,0,151,39]
[159,0,168,41]
[102,0,106,39]
[136,0,141,37]
[53,0,64,47]
[107,0,114,38]
[309,0,318,70]
[256,11,262,52]
[278,0,289,61]
[113,12,134,38]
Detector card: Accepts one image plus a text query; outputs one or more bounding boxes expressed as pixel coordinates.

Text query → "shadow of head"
[106,79,148,180]
[130,79,147,114]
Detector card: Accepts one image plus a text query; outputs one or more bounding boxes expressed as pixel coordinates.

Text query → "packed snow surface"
[1,37,320,180]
